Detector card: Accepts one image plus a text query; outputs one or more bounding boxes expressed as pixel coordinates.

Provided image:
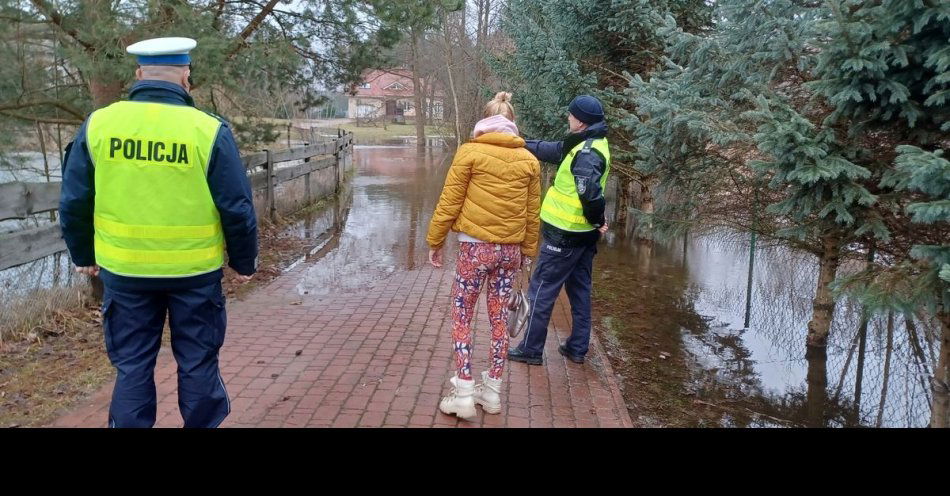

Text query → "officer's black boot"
[507,346,543,365]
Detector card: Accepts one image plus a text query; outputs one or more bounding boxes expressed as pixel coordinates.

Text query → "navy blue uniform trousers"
[515,239,597,358]
[102,281,230,428]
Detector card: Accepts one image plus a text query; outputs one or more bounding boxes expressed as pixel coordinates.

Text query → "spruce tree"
[807,0,949,427]
[880,146,950,426]
[498,0,712,232]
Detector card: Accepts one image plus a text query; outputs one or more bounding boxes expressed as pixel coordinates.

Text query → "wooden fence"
[0,132,354,272]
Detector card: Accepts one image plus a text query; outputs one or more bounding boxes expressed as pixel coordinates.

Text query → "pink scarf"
[472,115,520,138]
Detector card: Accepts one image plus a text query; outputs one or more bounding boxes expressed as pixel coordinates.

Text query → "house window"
[357,104,378,117]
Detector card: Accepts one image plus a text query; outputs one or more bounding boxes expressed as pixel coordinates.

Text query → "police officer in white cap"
[59,37,259,428]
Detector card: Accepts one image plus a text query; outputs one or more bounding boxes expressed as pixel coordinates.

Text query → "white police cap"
[126,37,197,66]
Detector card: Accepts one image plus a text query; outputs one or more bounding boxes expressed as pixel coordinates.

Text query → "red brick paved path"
[51,259,632,428]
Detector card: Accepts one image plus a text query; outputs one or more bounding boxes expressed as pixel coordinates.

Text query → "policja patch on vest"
[108,137,192,166]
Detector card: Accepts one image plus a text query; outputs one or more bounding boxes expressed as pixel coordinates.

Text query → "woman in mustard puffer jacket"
[426,92,541,420]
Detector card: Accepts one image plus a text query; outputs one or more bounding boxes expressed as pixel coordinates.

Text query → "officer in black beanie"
[508,95,611,366]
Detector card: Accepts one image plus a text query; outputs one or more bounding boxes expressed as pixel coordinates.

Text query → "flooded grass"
[591,227,935,427]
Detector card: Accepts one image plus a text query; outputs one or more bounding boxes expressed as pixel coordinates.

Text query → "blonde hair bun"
[484,91,515,120]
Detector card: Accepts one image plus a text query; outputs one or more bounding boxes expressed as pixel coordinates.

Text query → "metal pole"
[853,245,876,424]
[744,231,757,329]
[744,181,760,329]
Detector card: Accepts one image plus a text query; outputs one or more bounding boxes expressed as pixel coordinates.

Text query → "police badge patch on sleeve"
[576,176,588,195]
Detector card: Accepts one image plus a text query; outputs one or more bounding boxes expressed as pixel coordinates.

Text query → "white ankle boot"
[439,375,477,419]
[474,371,503,414]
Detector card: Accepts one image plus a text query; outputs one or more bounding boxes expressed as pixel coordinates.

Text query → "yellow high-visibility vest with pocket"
[540,138,611,232]
[86,101,224,278]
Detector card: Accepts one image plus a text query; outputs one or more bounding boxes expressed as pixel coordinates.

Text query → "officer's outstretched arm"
[207,123,259,276]
[524,140,564,164]
[59,121,98,268]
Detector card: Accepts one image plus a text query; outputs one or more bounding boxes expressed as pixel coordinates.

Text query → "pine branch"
[0,14,47,23]
[587,62,634,85]
[0,100,85,120]
[291,43,329,64]
[28,0,95,53]
[0,109,82,125]
[227,0,280,58]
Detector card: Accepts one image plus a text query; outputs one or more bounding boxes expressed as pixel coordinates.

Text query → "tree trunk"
[636,177,656,241]
[636,239,653,274]
[806,235,841,347]
[931,308,950,428]
[410,26,426,150]
[805,345,828,427]
[441,11,462,148]
[89,77,124,109]
[615,175,631,230]
[682,229,689,266]
[426,82,435,125]
[446,57,462,147]
[804,235,840,424]
[474,0,491,86]
[229,0,281,58]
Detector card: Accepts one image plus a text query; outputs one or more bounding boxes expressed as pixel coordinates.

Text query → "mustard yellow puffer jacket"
[426,132,541,257]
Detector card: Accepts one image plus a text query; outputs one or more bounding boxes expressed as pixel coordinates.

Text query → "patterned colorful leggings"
[451,242,521,381]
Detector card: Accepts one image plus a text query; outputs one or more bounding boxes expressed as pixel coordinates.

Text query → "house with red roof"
[347,69,444,122]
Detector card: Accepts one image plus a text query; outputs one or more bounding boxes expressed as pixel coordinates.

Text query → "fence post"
[265,149,276,222]
[346,133,353,171]
[334,136,341,194]
[340,132,350,177]
[303,142,311,205]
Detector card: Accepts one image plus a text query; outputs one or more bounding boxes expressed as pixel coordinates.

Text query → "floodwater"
[288,145,936,427]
